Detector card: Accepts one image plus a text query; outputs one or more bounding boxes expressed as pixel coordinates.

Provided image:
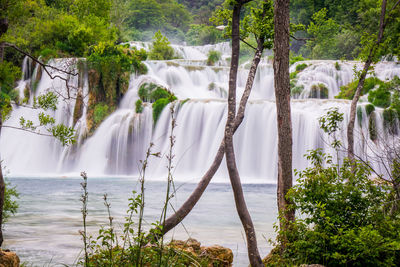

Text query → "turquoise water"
[4,177,277,266]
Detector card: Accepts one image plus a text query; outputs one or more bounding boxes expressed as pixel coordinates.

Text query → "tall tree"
[274,0,294,234]
[347,0,399,160]
[223,1,263,265]
[160,0,274,242]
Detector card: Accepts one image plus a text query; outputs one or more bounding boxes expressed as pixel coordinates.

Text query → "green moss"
[357,106,363,126]
[152,98,171,123]
[365,104,375,116]
[180,98,190,106]
[138,83,175,104]
[295,63,308,72]
[310,83,329,99]
[290,72,298,80]
[335,61,341,71]
[368,112,377,141]
[207,50,221,66]
[93,103,110,124]
[383,108,399,134]
[135,99,143,113]
[291,85,304,97]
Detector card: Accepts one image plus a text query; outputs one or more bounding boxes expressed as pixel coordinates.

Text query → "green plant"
[149,31,175,60]
[93,103,110,124]
[135,99,143,114]
[336,77,383,100]
[152,98,172,123]
[310,83,328,99]
[295,63,308,72]
[368,86,391,108]
[289,53,306,65]
[3,177,18,222]
[207,50,222,66]
[365,103,375,116]
[271,149,400,266]
[335,61,341,70]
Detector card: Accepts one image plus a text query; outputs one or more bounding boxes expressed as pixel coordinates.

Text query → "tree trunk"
[162,31,265,238]
[273,0,295,230]
[347,0,387,160]
[0,109,4,247]
[224,3,263,266]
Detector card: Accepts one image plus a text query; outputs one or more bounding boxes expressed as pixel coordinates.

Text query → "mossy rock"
[295,63,308,72]
[365,104,375,116]
[368,112,377,141]
[309,83,329,99]
[138,82,172,103]
[383,108,399,135]
[73,90,84,125]
[357,106,363,127]
[135,99,144,113]
[291,85,304,97]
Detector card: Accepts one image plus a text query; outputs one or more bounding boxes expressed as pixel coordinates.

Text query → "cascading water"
[1,43,400,183]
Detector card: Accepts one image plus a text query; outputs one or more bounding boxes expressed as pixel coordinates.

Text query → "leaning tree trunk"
[161,24,265,237]
[273,0,295,232]
[0,109,4,247]
[224,2,263,266]
[0,18,6,247]
[347,0,388,160]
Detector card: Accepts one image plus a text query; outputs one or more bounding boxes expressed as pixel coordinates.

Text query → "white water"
[1,43,400,183]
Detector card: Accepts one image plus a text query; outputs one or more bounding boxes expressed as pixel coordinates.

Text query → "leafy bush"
[337,77,383,100]
[4,179,19,222]
[207,50,221,66]
[368,86,391,108]
[149,31,175,60]
[271,150,400,266]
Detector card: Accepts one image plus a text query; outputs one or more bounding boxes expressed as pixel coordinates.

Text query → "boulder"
[0,249,20,267]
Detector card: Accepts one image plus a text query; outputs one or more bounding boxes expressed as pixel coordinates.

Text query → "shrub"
[368,86,391,108]
[272,150,400,266]
[337,77,383,100]
[289,53,306,65]
[149,31,175,60]
[4,179,19,222]
[207,50,221,66]
[291,85,304,97]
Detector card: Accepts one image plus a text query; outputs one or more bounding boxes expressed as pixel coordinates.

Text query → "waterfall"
[1,44,400,183]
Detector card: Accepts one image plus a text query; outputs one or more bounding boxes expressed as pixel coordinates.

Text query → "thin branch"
[2,125,53,137]
[2,42,78,76]
[240,38,257,50]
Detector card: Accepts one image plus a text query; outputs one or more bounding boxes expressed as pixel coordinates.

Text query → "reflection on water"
[4,177,277,266]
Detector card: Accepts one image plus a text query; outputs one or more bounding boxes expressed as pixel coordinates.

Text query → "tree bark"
[0,109,4,247]
[223,2,263,266]
[347,0,387,160]
[162,32,265,238]
[273,0,295,230]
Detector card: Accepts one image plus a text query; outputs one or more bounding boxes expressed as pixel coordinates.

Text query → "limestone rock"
[0,249,20,267]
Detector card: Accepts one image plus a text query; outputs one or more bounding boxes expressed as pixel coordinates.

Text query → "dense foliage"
[267,149,400,266]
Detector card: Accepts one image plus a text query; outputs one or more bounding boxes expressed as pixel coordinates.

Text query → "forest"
[0,0,400,266]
